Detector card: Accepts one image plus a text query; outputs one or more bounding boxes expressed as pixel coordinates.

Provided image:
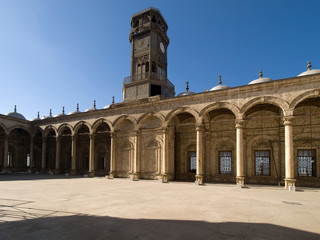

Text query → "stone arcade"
[1,8,320,188]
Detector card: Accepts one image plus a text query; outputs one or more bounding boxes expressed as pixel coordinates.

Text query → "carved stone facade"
[0,8,320,189]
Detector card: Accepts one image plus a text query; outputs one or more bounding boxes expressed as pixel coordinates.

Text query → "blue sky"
[0,0,319,120]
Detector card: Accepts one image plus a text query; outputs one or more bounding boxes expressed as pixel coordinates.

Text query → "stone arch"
[0,122,8,136]
[57,124,74,136]
[240,96,289,117]
[140,138,161,175]
[139,115,162,130]
[165,107,200,125]
[31,127,44,138]
[92,118,113,133]
[117,140,134,173]
[8,125,31,136]
[137,112,165,127]
[289,89,320,109]
[113,116,136,132]
[44,125,58,137]
[74,121,92,135]
[200,102,240,120]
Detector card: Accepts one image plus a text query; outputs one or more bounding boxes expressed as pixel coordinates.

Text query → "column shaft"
[41,138,46,170]
[109,133,116,178]
[3,137,8,168]
[131,131,140,180]
[30,138,34,169]
[55,137,61,173]
[284,117,296,189]
[89,134,95,176]
[195,125,204,185]
[236,120,245,187]
[71,136,77,175]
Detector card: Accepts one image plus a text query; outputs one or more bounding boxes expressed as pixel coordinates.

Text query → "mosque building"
[1,7,320,189]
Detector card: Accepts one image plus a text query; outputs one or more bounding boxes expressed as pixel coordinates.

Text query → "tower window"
[151,62,156,72]
[146,62,149,72]
[150,84,161,96]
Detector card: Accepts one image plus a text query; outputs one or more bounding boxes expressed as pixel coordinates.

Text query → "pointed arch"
[137,111,165,125]
[113,115,137,131]
[92,118,113,133]
[200,102,240,119]
[289,89,320,109]
[165,107,200,125]
[44,125,58,137]
[57,123,74,136]
[8,125,32,136]
[0,122,8,136]
[74,121,92,134]
[240,96,289,116]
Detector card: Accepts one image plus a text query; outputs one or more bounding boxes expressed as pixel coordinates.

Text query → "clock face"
[160,42,165,53]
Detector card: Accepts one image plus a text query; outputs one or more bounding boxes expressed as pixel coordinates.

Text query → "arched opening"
[169,112,196,181]
[60,127,72,174]
[8,128,31,172]
[46,129,56,172]
[76,124,90,174]
[293,97,320,186]
[33,130,42,171]
[94,122,111,176]
[206,108,236,183]
[244,104,282,184]
[0,126,5,169]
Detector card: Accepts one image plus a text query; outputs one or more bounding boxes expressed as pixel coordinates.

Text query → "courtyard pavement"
[0,174,319,240]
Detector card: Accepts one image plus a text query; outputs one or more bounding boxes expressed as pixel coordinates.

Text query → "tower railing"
[123,72,175,91]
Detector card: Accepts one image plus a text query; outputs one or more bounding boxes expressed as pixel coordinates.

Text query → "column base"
[195,175,204,185]
[236,176,245,188]
[71,169,77,175]
[41,168,47,173]
[55,169,60,174]
[129,173,140,181]
[159,174,168,183]
[89,171,95,177]
[284,178,296,191]
[108,172,115,179]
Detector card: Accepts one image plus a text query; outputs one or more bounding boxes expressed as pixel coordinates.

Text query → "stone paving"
[0,174,319,239]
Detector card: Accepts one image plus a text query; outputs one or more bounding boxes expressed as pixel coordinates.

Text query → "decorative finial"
[259,70,263,78]
[62,106,65,114]
[307,61,312,70]
[37,111,40,118]
[112,96,115,104]
[77,103,79,112]
[186,81,189,92]
[218,75,222,85]
[14,105,17,112]
[93,100,96,109]
[49,109,52,117]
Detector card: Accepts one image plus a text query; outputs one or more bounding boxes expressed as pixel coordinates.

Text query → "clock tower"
[123,7,175,101]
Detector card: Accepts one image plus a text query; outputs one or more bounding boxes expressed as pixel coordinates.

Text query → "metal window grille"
[219,151,232,174]
[188,151,197,172]
[298,150,316,177]
[255,150,270,176]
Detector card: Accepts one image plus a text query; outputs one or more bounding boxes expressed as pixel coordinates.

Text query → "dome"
[68,104,81,115]
[104,105,111,109]
[177,82,196,96]
[249,70,272,85]
[298,61,320,76]
[85,100,97,112]
[6,106,26,120]
[210,75,230,91]
[54,107,66,117]
[30,112,41,121]
[42,109,53,119]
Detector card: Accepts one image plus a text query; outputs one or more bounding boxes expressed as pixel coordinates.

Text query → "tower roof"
[131,7,168,28]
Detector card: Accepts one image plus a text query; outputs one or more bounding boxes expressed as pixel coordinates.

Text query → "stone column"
[236,119,245,187]
[29,137,34,171]
[283,117,296,189]
[41,137,47,171]
[3,136,8,169]
[55,137,61,173]
[160,127,169,183]
[89,134,95,177]
[71,135,77,175]
[195,124,204,185]
[131,131,140,181]
[109,133,116,178]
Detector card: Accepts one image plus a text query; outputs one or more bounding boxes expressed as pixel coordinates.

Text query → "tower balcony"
[123,72,175,91]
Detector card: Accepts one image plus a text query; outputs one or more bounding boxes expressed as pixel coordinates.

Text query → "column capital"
[162,127,169,134]
[283,116,294,126]
[195,124,204,132]
[55,136,61,142]
[235,119,245,128]
[134,130,141,136]
[110,132,116,138]
[89,133,96,140]
[72,134,78,141]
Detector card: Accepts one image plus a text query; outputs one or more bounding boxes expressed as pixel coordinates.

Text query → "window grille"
[255,150,270,176]
[298,150,316,177]
[188,151,197,172]
[219,151,232,174]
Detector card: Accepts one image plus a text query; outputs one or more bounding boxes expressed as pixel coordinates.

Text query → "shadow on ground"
[0,173,85,181]
[0,214,319,240]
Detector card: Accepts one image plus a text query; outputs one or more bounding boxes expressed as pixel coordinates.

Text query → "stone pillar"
[130,131,140,181]
[29,137,34,171]
[109,133,116,178]
[41,137,46,171]
[195,124,204,185]
[3,136,8,169]
[283,117,296,189]
[71,135,77,175]
[89,134,95,177]
[236,119,245,187]
[55,137,61,173]
[160,127,169,183]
